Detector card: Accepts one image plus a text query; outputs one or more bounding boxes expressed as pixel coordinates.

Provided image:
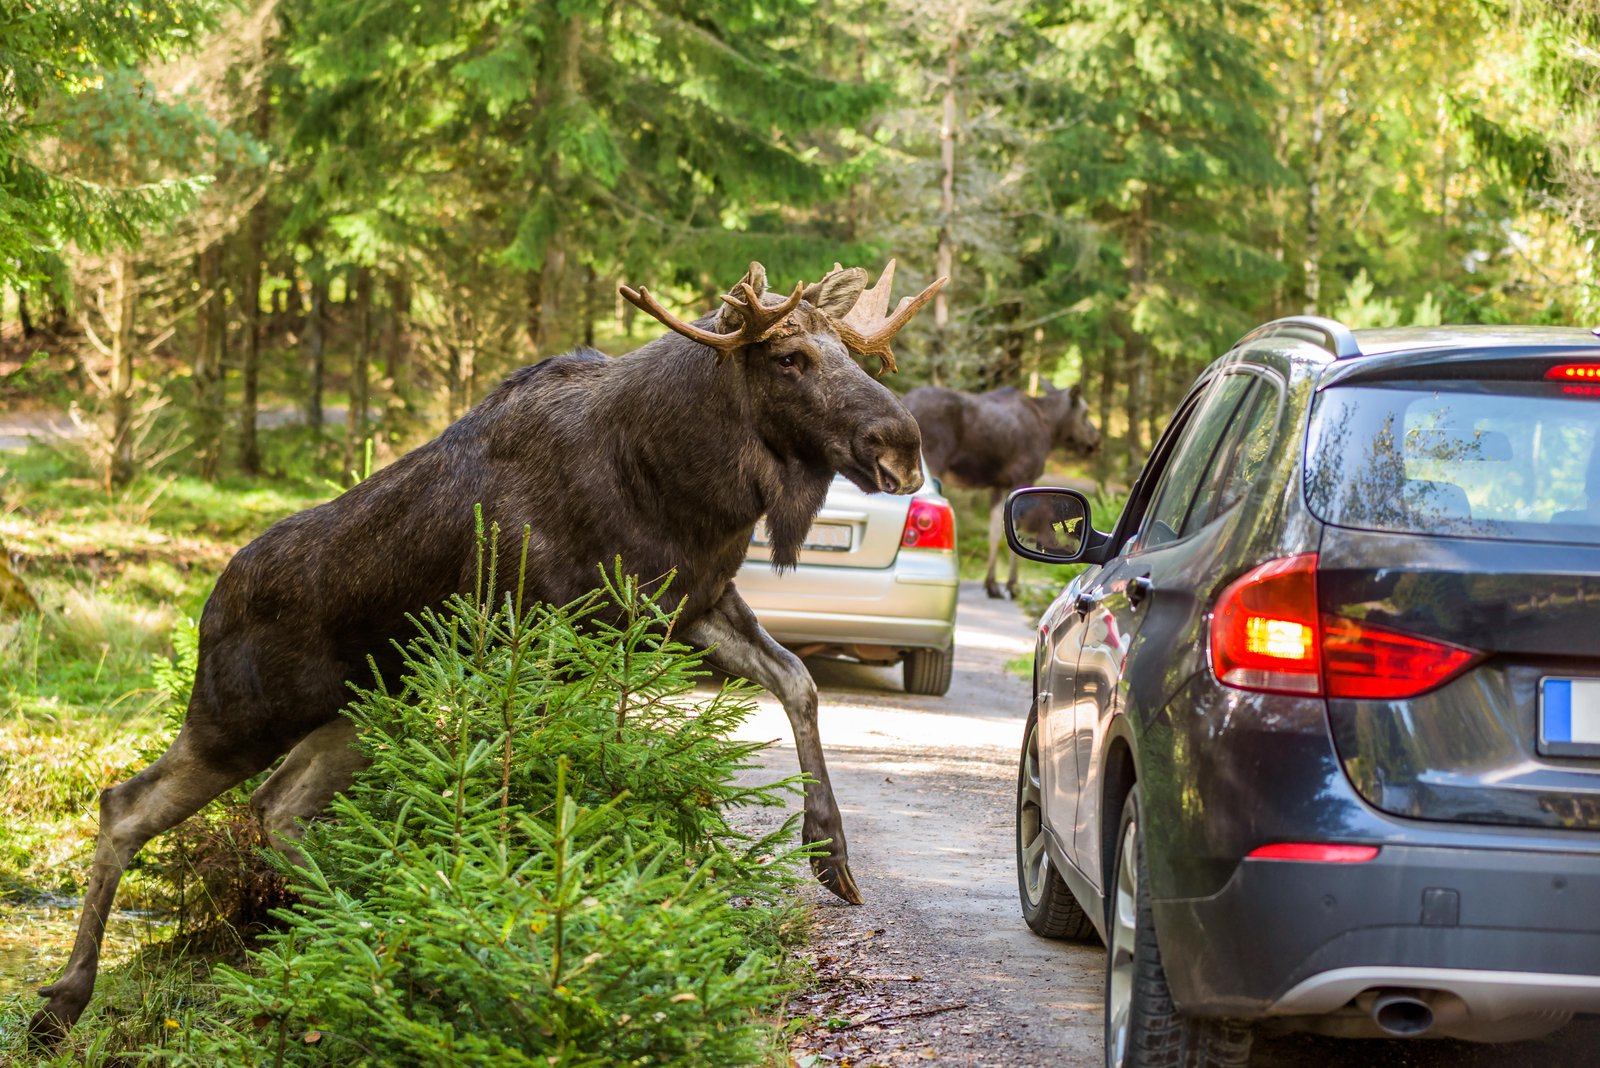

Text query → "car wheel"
[1017,713,1097,940]
[1106,787,1252,1068]
[903,646,953,696]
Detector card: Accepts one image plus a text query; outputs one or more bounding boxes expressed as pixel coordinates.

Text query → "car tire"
[1106,787,1252,1068]
[903,646,953,696]
[1017,713,1097,940]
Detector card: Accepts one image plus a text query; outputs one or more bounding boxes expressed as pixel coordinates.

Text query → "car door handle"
[1127,574,1153,608]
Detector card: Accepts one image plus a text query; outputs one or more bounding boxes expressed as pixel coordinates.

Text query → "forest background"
[2,1,1600,1058]
[6,0,1600,494]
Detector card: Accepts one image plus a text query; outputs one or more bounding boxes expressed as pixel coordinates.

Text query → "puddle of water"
[0,903,172,998]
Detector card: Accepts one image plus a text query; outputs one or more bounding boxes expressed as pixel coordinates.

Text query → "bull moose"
[30,260,944,1044]
[903,383,1100,598]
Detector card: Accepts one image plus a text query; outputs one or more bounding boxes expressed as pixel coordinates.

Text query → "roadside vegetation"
[0,441,811,1063]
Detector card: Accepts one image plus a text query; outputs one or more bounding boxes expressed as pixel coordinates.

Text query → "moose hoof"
[27,1003,76,1050]
[984,581,1004,600]
[812,856,865,905]
[1006,583,1019,600]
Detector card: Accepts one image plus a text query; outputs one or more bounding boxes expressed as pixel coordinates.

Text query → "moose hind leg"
[249,717,368,864]
[684,586,863,905]
[984,489,1007,599]
[29,727,265,1046]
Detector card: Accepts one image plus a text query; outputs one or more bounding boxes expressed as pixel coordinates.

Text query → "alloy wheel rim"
[1108,816,1139,1068]
[1018,722,1049,904]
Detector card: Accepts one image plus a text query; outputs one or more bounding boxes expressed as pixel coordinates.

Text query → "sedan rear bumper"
[735,550,957,652]
[1155,842,1600,1030]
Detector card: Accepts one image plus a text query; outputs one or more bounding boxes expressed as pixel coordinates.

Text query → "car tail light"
[901,498,955,551]
[1210,554,1322,694]
[1247,843,1379,863]
[1210,554,1481,699]
[1321,616,1480,699]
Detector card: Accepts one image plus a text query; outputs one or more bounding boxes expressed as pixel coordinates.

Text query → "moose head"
[1040,381,1102,455]
[621,260,942,504]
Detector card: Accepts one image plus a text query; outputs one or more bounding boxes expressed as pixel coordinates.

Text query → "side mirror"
[1005,487,1109,565]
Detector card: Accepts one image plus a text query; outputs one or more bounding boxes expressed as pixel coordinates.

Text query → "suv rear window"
[1306,380,1600,544]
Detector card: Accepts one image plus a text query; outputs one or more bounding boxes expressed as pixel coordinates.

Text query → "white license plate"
[751,519,853,552]
[1539,678,1600,755]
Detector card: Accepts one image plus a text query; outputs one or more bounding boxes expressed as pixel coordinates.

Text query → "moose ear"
[714,261,769,331]
[803,263,870,318]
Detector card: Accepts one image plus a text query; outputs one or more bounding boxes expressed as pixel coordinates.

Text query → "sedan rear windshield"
[1305,379,1600,545]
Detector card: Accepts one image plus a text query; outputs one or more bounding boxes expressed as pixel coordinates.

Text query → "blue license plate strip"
[1539,677,1600,758]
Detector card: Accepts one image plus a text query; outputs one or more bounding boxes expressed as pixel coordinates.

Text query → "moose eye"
[777,354,800,370]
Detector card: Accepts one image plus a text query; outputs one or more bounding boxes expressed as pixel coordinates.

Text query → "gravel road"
[734,581,1600,1067]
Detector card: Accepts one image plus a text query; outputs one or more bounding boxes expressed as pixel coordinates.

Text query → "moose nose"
[877,457,923,495]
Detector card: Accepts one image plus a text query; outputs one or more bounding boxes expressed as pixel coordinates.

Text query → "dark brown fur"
[903,383,1100,598]
[30,269,924,1045]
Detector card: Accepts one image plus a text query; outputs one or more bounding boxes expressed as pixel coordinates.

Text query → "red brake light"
[901,498,955,551]
[1247,843,1380,863]
[1546,363,1600,381]
[1321,616,1480,699]
[1210,554,1481,699]
[1210,554,1321,695]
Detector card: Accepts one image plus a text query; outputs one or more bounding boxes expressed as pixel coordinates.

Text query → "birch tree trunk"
[931,3,965,386]
[1303,0,1328,314]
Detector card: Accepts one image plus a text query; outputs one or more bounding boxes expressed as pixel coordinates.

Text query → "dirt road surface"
[734,581,1600,1067]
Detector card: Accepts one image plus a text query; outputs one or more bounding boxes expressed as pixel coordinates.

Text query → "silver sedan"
[737,471,959,695]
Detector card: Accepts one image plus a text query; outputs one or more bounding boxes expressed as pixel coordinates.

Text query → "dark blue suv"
[1005,318,1600,1067]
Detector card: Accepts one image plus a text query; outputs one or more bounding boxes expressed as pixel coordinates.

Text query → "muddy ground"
[734,582,1600,1067]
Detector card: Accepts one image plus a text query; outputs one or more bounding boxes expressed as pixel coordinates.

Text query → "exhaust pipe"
[1371,991,1435,1037]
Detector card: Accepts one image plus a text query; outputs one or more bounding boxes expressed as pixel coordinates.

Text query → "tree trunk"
[1121,192,1152,461]
[583,262,597,348]
[304,264,327,431]
[17,290,34,337]
[1093,342,1115,483]
[239,202,266,476]
[107,254,138,491]
[385,274,411,403]
[0,539,37,617]
[931,4,965,386]
[1302,0,1327,314]
[192,243,227,481]
[344,267,373,475]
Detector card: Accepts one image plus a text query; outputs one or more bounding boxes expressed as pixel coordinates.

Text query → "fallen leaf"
[303,1031,322,1044]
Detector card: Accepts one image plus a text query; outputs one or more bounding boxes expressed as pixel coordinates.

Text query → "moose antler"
[827,260,947,374]
[619,264,806,361]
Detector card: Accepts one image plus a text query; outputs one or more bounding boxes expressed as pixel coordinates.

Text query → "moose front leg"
[683,586,863,905]
[984,488,1008,599]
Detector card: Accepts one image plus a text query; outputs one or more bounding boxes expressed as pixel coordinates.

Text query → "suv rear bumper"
[1155,843,1600,1022]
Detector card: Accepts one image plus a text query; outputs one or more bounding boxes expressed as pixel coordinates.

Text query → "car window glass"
[1139,374,1254,550]
[1306,380,1600,544]
[1110,385,1212,555]
[1182,378,1278,536]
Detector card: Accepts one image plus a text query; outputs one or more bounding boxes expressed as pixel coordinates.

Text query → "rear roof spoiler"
[1233,316,1361,359]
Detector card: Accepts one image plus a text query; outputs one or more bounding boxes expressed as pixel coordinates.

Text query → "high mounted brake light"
[1545,363,1600,382]
[1209,554,1482,699]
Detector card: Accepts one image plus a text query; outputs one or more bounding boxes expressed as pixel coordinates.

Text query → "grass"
[0,434,334,1057]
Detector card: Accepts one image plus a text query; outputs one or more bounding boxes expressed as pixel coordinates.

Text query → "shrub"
[157,534,805,1067]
